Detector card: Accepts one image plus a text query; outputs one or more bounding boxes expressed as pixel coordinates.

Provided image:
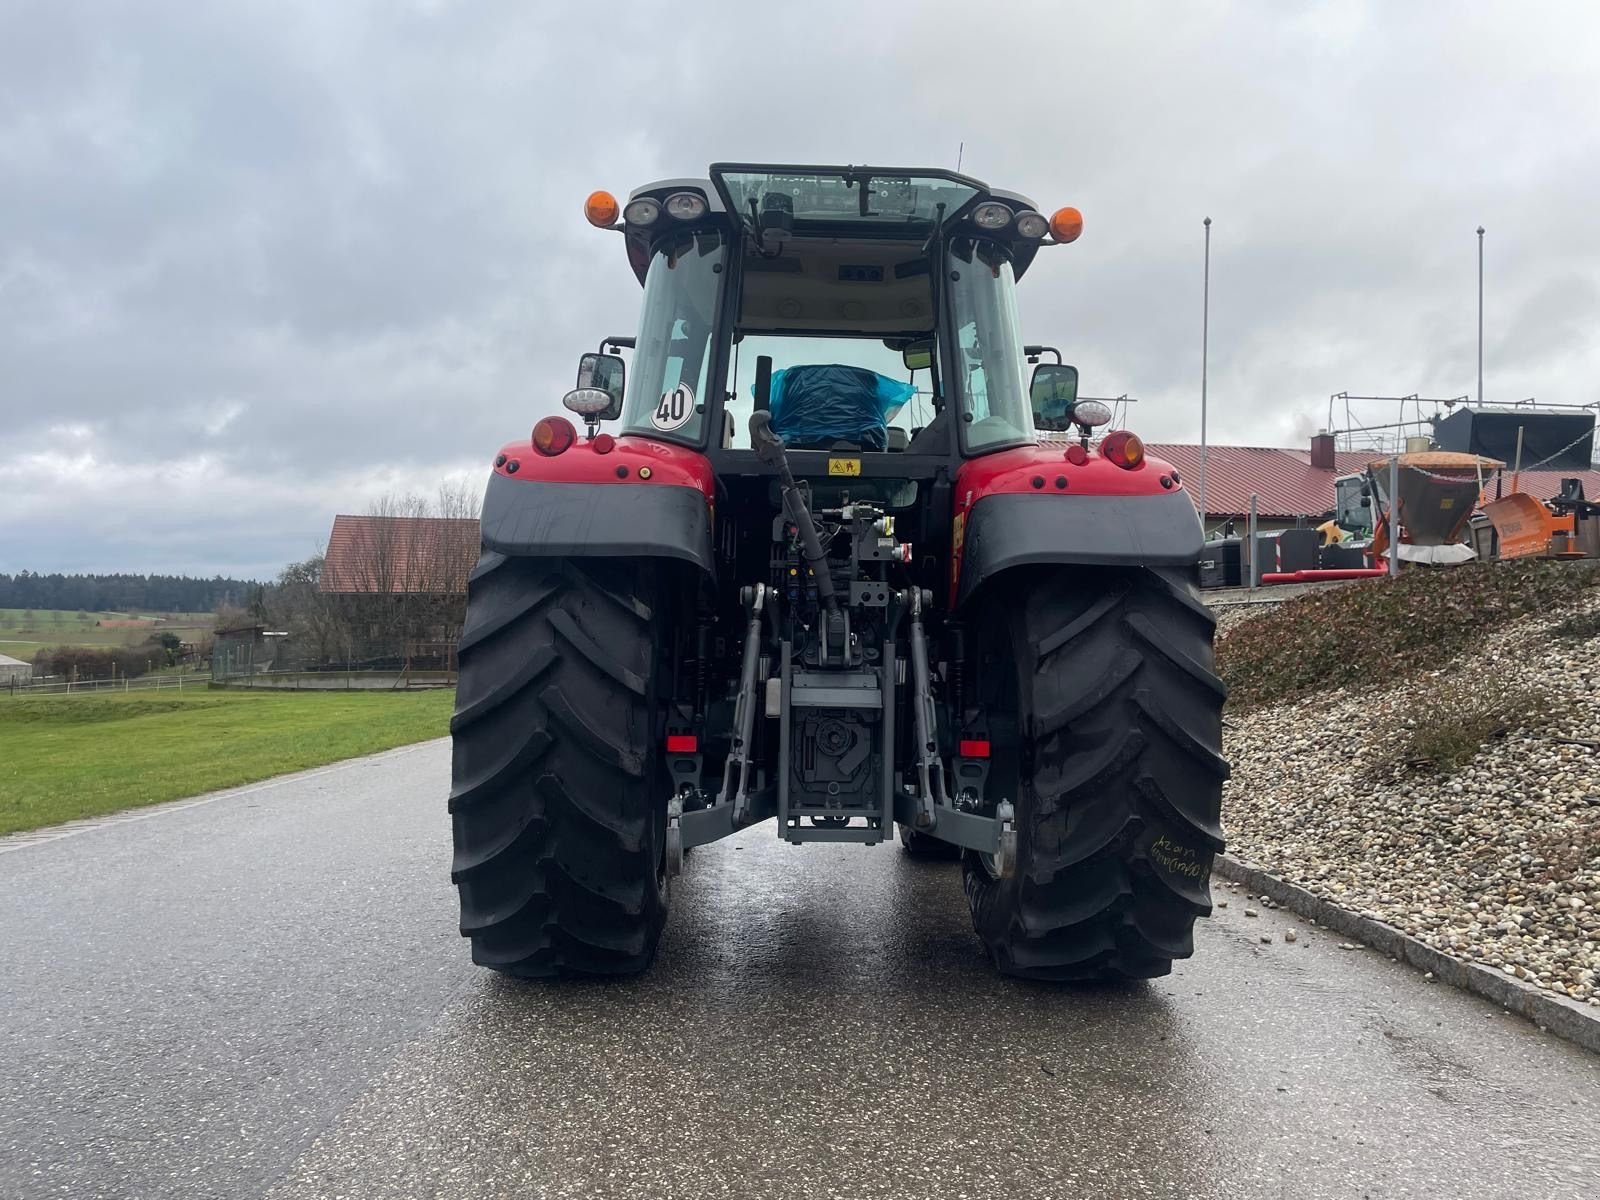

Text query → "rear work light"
[533,416,576,456]
[1100,430,1145,469]
[972,201,1013,230]
[624,197,661,226]
[1013,210,1049,239]
[664,191,707,220]
[562,388,612,417]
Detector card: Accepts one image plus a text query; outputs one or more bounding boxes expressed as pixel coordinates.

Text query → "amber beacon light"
[1049,206,1084,244]
[584,190,620,228]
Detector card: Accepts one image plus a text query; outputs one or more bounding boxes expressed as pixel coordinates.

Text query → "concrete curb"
[1214,853,1600,1056]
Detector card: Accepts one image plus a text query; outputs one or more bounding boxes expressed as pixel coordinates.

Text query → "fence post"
[1248,493,1259,591]
[1389,454,1401,578]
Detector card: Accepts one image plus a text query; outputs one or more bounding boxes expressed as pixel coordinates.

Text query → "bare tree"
[267,555,349,665]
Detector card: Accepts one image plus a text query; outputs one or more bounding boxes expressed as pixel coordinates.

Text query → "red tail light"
[533,416,576,456]
[958,739,991,758]
[665,734,697,753]
[591,432,616,454]
[1100,430,1145,470]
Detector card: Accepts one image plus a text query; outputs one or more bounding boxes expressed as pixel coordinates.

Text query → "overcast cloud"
[3,0,1598,577]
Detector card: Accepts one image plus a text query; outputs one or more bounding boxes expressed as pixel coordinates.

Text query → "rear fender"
[479,435,716,575]
[952,444,1202,606]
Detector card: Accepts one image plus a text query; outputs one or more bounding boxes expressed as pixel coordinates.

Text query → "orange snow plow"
[1481,492,1583,559]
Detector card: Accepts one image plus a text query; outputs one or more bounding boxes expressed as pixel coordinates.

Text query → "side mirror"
[1360,496,1371,508]
[1029,363,1080,431]
[901,339,934,372]
[569,352,626,422]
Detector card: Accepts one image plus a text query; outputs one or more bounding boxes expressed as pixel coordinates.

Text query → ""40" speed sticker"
[651,383,696,432]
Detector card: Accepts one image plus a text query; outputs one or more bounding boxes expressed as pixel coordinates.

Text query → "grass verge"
[1217,559,1600,712]
[1385,676,1550,776]
[0,688,452,836]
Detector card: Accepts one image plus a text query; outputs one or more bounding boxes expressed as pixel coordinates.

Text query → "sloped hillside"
[1216,563,1600,1007]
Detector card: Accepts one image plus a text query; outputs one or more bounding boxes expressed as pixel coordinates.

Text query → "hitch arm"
[749,411,838,615]
[906,587,951,829]
[718,583,767,824]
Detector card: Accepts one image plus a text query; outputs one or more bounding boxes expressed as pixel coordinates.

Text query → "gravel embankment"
[1212,602,1284,637]
[1221,598,1600,1007]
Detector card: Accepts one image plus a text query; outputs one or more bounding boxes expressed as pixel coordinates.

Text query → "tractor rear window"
[725,336,937,451]
[620,231,726,444]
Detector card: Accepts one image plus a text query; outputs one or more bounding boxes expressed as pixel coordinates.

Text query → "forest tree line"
[0,572,259,613]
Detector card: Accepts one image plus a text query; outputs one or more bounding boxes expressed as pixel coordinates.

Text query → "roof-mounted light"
[584,190,619,228]
[664,191,707,220]
[1014,210,1049,239]
[623,197,661,226]
[972,201,1013,230]
[1049,206,1084,243]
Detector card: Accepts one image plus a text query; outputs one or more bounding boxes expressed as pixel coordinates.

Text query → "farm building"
[318,514,479,669]
[1145,434,1600,534]
[320,515,478,596]
[0,653,32,685]
[210,624,291,680]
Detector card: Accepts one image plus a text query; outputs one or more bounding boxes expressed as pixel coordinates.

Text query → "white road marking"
[0,739,445,855]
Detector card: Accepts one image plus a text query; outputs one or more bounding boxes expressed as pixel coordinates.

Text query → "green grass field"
[0,688,453,836]
[0,609,214,660]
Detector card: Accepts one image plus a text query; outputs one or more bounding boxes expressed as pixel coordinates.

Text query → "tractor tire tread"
[450,555,666,978]
[964,566,1227,982]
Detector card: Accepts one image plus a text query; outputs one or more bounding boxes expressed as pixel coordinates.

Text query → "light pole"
[1476,225,1485,406]
[1199,216,1211,531]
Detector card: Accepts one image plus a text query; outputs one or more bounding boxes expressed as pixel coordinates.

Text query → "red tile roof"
[320,515,480,595]
[1142,444,1600,520]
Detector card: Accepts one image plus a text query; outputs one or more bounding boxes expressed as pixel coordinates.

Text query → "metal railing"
[3,671,205,698]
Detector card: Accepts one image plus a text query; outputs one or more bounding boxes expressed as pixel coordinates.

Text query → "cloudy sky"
[3,0,1598,578]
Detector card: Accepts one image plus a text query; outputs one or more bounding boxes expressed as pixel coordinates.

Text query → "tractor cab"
[575,164,1083,472]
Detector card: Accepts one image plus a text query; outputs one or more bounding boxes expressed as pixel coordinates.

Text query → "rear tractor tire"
[963,567,1229,981]
[448,554,669,978]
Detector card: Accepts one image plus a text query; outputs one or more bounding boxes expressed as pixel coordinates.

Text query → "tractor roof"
[619,162,1044,283]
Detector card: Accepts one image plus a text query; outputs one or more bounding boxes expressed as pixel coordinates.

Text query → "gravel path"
[1222,595,1600,1007]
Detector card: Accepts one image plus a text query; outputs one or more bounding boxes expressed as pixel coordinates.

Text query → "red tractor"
[450,164,1227,981]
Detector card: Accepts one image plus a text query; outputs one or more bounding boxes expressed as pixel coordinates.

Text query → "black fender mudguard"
[957,490,1203,606]
[478,471,715,575]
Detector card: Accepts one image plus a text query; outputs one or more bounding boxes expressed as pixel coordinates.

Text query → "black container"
[1434,406,1595,472]
[1251,533,1280,580]
[1277,528,1321,573]
[1200,537,1242,588]
[1319,543,1367,569]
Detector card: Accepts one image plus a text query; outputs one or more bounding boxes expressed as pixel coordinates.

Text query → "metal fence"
[3,671,207,698]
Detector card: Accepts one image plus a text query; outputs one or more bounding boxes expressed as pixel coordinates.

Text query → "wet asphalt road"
[2,741,1597,1199]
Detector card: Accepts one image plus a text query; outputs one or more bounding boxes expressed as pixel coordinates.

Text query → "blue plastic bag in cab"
[760,365,916,451]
